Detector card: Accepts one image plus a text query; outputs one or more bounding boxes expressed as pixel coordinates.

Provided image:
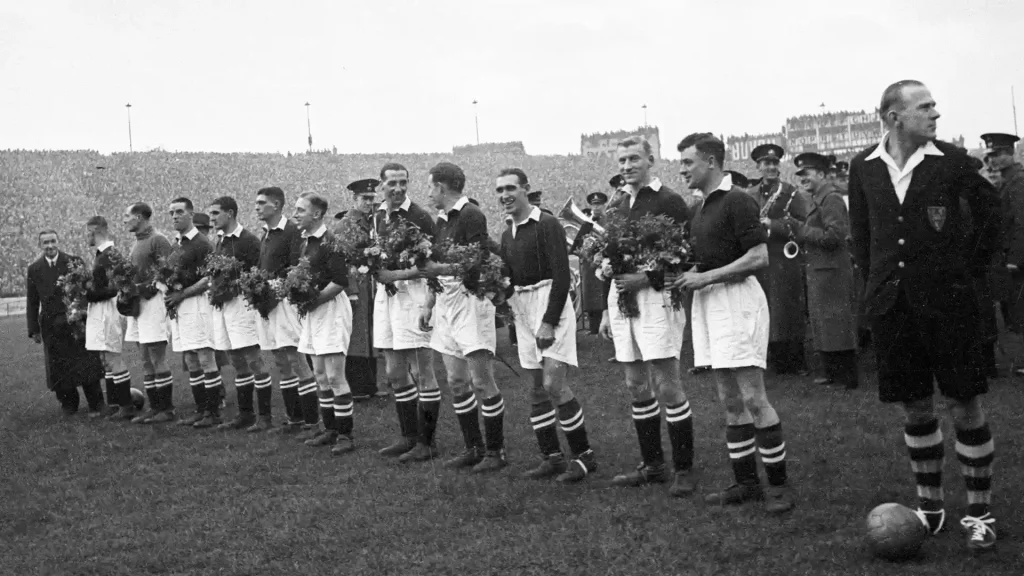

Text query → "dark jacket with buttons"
[848,139,1001,318]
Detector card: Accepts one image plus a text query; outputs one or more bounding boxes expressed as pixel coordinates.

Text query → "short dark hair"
[879,80,926,120]
[676,132,725,168]
[129,202,153,220]
[429,162,466,193]
[257,187,286,210]
[299,192,328,218]
[86,215,107,229]
[210,196,238,218]
[38,228,58,240]
[379,162,409,181]
[617,136,653,157]
[170,197,194,212]
[498,168,529,187]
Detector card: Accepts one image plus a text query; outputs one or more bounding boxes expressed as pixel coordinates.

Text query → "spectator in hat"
[528,190,554,215]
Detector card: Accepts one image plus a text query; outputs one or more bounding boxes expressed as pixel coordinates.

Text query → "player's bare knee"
[948,396,985,429]
[902,398,935,424]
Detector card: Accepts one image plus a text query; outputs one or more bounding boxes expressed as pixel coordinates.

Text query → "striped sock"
[154,371,174,411]
[905,418,944,508]
[318,389,337,431]
[665,401,694,472]
[394,384,419,439]
[956,423,994,517]
[112,370,132,407]
[333,393,354,436]
[188,370,206,411]
[726,424,759,486]
[279,377,300,422]
[530,400,561,456]
[631,398,664,467]
[417,388,442,446]
[254,373,273,416]
[557,398,590,457]
[480,393,505,453]
[755,422,787,486]
[453,392,484,450]
[234,373,255,414]
[103,371,116,406]
[142,375,157,411]
[298,378,319,425]
[204,371,224,415]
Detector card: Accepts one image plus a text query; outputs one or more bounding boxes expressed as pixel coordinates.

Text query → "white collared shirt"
[509,206,542,238]
[261,216,288,233]
[218,223,244,238]
[865,132,944,204]
[95,240,113,254]
[624,177,663,208]
[301,223,327,239]
[46,255,58,267]
[379,197,412,222]
[176,227,199,242]
[438,195,470,221]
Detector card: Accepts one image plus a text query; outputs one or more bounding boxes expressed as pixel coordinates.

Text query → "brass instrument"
[558,197,606,251]
[759,182,801,259]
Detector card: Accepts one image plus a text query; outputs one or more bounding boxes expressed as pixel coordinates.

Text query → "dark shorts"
[872,286,987,404]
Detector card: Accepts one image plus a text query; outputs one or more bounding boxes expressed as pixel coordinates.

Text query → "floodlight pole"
[305,102,313,152]
[642,104,648,128]
[125,103,133,153]
[473,100,480,145]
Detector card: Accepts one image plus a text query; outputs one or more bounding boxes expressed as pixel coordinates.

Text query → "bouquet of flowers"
[330,217,374,281]
[201,253,245,310]
[105,248,139,317]
[437,239,511,306]
[577,213,693,318]
[374,219,442,295]
[149,253,199,320]
[276,257,320,319]
[239,267,281,320]
[57,258,92,338]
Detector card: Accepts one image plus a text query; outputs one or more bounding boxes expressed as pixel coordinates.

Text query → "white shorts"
[256,300,301,351]
[125,292,169,344]
[373,279,432,350]
[85,298,124,354]
[608,281,685,363]
[211,296,260,351]
[510,279,577,370]
[691,275,769,370]
[169,294,214,352]
[430,277,496,358]
[298,293,353,356]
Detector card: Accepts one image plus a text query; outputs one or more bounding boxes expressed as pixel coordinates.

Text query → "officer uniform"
[791,153,858,388]
[746,144,812,374]
[580,191,609,334]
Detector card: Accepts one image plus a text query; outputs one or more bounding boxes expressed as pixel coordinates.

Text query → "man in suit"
[787,153,859,389]
[27,229,106,417]
[849,80,1001,551]
[747,144,811,375]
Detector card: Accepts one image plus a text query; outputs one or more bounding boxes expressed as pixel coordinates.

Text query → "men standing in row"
[372,164,443,461]
[206,196,272,430]
[255,186,317,433]
[498,168,597,483]
[849,80,1000,550]
[422,161,507,472]
[27,229,105,417]
[675,132,793,514]
[790,153,859,389]
[747,144,810,375]
[123,202,173,422]
[293,193,356,455]
[598,136,696,496]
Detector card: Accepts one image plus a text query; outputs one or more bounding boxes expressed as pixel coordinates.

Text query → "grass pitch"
[1,316,1022,576]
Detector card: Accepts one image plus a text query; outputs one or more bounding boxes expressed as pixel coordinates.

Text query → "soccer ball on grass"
[865,502,928,561]
[130,388,146,411]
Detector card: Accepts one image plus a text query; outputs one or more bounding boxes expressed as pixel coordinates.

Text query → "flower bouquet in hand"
[330,217,374,282]
[577,212,644,318]
[201,253,245,310]
[438,239,511,306]
[149,253,200,320]
[57,258,92,338]
[105,248,140,317]
[374,219,441,295]
[636,214,695,311]
[276,257,320,319]
[239,267,280,320]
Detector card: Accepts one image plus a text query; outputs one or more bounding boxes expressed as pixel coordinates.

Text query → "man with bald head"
[849,80,1001,551]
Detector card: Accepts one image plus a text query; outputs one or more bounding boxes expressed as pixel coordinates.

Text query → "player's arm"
[314,249,348,307]
[796,194,847,250]
[541,217,571,328]
[174,245,212,301]
[847,159,871,282]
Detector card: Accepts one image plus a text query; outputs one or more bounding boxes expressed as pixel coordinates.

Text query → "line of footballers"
[81,150,794,513]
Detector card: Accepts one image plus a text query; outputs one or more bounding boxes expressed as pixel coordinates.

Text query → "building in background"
[452,141,527,156]
[581,126,661,161]
[727,132,787,163]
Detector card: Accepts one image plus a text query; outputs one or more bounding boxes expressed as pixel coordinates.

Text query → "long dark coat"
[26,252,105,391]
[796,184,857,352]
[336,210,377,359]
[747,180,811,342]
[995,163,1024,331]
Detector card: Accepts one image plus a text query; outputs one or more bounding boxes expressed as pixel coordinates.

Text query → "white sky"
[1,0,1021,156]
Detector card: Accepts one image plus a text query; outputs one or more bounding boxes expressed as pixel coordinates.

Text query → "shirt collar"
[176,227,199,241]
[379,197,412,213]
[262,216,288,232]
[438,195,470,221]
[625,177,662,207]
[700,173,733,202]
[46,254,58,265]
[218,224,244,238]
[866,132,944,161]
[508,206,542,238]
[96,240,114,253]
[301,223,327,239]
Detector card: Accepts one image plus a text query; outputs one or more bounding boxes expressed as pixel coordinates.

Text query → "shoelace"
[959,515,995,541]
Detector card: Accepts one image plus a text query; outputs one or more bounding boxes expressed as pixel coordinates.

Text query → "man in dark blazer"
[848,80,1001,552]
[26,229,106,417]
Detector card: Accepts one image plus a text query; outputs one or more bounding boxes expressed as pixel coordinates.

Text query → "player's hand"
[420,261,445,279]
[164,291,185,308]
[760,217,771,227]
[30,333,41,344]
[536,322,556,350]
[1007,263,1019,273]
[418,307,433,332]
[678,271,712,292]
[613,272,649,293]
[598,311,613,340]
